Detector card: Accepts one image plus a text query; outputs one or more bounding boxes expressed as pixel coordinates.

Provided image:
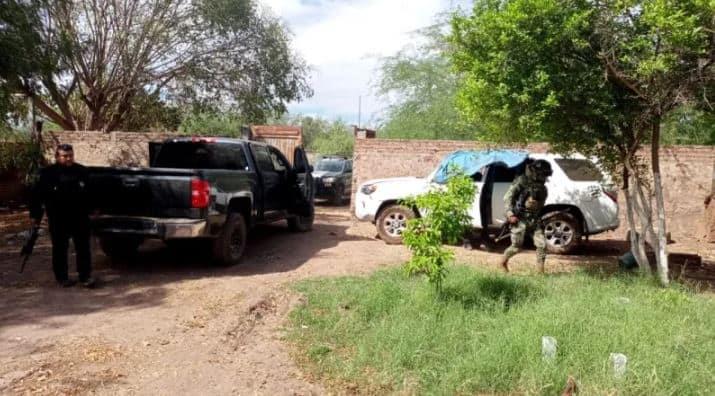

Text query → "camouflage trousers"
[503,218,546,267]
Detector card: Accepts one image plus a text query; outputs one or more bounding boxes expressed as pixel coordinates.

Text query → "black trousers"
[49,217,91,282]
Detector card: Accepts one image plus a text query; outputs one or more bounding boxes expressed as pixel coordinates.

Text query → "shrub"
[0,131,42,184]
[402,173,475,293]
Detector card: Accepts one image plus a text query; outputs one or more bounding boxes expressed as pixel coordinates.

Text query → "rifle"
[494,201,523,243]
[494,220,512,243]
[19,225,40,273]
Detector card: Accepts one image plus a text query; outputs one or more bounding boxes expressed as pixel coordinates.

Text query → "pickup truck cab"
[89,137,314,265]
[354,152,619,254]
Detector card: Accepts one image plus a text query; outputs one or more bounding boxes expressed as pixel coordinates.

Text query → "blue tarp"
[432,149,529,184]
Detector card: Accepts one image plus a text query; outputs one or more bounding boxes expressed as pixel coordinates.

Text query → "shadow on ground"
[441,275,542,311]
[0,211,371,331]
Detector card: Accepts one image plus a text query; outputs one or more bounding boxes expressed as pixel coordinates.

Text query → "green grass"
[287,266,715,395]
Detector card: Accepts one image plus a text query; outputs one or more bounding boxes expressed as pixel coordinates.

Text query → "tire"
[288,213,314,232]
[376,204,415,245]
[212,213,248,266]
[542,212,581,254]
[331,184,345,206]
[99,236,142,258]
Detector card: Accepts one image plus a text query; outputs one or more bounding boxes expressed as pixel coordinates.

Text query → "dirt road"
[0,206,703,395]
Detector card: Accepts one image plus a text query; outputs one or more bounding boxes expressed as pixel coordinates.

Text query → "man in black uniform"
[30,144,95,287]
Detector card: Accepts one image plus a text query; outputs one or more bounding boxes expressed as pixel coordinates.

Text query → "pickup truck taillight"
[191,179,210,208]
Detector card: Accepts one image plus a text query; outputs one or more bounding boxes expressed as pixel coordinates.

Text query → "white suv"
[354,152,619,254]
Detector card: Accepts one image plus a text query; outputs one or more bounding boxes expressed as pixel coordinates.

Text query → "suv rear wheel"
[542,212,581,254]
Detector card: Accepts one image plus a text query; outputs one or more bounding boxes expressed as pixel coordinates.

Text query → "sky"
[260,0,471,128]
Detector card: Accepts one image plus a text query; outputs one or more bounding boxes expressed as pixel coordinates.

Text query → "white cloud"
[261,0,470,127]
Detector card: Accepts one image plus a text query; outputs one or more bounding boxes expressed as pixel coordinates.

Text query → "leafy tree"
[113,92,182,132]
[274,114,354,156]
[451,0,714,285]
[375,19,476,140]
[178,111,246,137]
[0,0,311,131]
[309,120,354,157]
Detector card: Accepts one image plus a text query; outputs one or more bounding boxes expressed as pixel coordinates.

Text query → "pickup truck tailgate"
[88,167,203,218]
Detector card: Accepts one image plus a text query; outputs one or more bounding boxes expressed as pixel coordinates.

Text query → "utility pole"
[358,95,361,129]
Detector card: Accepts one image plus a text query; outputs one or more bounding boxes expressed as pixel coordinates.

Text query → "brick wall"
[352,138,715,243]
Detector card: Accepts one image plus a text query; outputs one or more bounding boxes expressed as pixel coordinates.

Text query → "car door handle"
[122,178,140,188]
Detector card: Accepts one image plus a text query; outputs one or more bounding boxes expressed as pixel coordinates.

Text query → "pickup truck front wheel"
[212,213,247,266]
[376,204,414,245]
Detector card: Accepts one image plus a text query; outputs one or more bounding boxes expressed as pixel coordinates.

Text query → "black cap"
[56,143,74,152]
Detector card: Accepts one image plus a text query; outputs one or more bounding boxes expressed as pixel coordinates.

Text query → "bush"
[0,131,42,184]
[402,174,475,293]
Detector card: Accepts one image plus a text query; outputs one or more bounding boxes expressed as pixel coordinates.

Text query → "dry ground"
[0,206,712,395]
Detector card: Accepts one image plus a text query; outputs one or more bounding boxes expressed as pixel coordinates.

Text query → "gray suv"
[313,156,352,205]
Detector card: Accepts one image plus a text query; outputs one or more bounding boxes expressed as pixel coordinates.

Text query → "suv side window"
[345,160,352,172]
[268,147,289,172]
[252,145,274,173]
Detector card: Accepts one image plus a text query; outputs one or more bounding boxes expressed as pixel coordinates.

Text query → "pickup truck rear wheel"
[288,214,314,232]
[212,213,247,266]
[99,236,142,259]
[542,212,581,254]
[376,204,414,245]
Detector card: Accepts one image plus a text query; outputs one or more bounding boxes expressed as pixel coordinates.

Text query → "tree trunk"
[651,119,669,286]
[623,160,650,271]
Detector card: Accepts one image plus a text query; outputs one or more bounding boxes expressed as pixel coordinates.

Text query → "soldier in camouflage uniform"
[499,159,553,273]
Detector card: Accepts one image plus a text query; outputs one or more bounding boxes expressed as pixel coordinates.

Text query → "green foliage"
[0,0,311,131]
[119,92,183,132]
[402,174,475,293]
[450,0,714,164]
[274,114,354,156]
[0,130,42,182]
[289,266,715,394]
[661,106,715,145]
[376,19,477,140]
[308,121,354,157]
[178,111,247,137]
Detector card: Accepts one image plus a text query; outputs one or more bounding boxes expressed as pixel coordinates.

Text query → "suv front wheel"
[376,204,415,245]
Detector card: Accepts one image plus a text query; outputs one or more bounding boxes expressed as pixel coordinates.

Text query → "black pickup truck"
[88,137,314,265]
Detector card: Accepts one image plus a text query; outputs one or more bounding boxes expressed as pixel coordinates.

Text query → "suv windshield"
[316,159,344,172]
[153,142,248,170]
[555,158,603,181]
